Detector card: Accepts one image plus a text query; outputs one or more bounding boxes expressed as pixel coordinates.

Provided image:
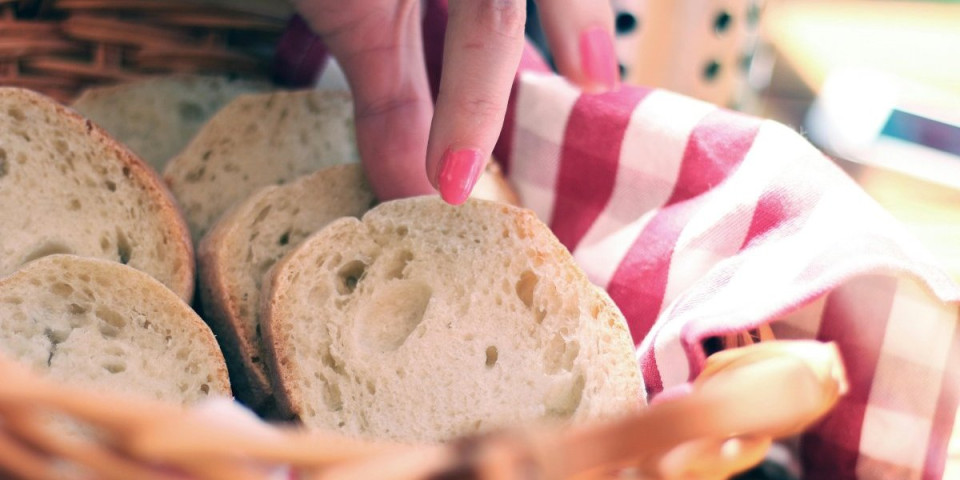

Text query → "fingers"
[295,0,435,201]
[536,0,618,92]
[426,0,527,205]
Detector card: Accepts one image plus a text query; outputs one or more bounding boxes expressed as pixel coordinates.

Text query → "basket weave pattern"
[0,0,286,103]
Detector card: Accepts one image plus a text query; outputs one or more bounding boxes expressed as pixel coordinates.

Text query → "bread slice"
[71,75,270,172]
[262,197,643,442]
[0,255,230,404]
[198,164,375,412]
[0,87,195,302]
[162,89,359,243]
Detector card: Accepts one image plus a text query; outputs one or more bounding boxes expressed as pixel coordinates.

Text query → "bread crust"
[259,218,365,422]
[197,200,275,410]
[197,164,376,414]
[0,87,195,302]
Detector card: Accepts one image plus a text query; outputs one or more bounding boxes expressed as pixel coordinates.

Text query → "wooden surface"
[759,0,960,282]
[762,0,960,96]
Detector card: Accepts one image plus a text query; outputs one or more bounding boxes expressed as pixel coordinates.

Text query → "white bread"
[71,75,270,172]
[262,197,643,442]
[162,89,359,243]
[0,255,230,404]
[0,87,195,302]
[198,164,375,411]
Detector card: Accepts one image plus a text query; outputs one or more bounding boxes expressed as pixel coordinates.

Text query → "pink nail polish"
[437,148,484,205]
[579,27,619,92]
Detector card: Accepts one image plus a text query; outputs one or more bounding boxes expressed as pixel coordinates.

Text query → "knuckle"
[477,0,527,39]
[459,96,503,120]
[356,95,429,121]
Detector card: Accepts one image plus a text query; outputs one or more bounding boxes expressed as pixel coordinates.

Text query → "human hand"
[293,0,618,204]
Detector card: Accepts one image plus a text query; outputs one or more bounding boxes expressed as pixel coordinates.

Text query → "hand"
[293,0,618,204]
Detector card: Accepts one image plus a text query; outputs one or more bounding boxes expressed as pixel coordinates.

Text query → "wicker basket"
[0,0,289,103]
[0,339,847,480]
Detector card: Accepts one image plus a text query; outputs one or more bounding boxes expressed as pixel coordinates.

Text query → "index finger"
[425,0,527,205]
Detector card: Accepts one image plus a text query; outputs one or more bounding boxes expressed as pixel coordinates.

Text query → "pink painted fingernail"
[579,27,619,92]
[437,148,484,206]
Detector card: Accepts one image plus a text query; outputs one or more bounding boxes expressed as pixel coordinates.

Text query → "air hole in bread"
[185,166,206,183]
[102,361,126,374]
[253,205,272,225]
[278,230,291,246]
[515,270,538,309]
[68,303,88,315]
[485,346,498,368]
[23,242,73,265]
[44,327,69,345]
[544,334,580,374]
[105,180,117,192]
[95,306,126,338]
[68,198,81,211]
[51,282,73,298]
[116,230,132,264]
[178,102,205,122]
[53,138,68,155]
[8,107,24,121]
[320,349,346,375]
[545,373,586,418]
[356,281,431,353]
[337,260,367,295]
[323,381,343,412]
[200,384,210,394]
[122,166,131,178]
[2,296,22,305]
[535,307,547,324]
[386,250,413,280]
[0,148,7,178]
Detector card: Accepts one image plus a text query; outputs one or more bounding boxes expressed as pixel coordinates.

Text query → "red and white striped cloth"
[275,5,960,478]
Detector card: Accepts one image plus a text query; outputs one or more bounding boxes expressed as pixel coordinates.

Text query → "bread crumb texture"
[0,255,229,403]
[72,75,270,172]
[0,88,193,300]
[163,89,359,243]
[266,198,643,443]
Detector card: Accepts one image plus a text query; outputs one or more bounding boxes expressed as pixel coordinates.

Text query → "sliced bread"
[262,197,643,442]
[162,89,359,243]
[0,255,230,404]
[198,164,375,411]
[71,75,270,172]
[0,87,195,301]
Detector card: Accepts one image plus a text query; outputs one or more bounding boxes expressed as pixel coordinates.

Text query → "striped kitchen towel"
[275,5,960,478]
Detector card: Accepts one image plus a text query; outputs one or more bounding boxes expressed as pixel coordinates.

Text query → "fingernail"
[579,27,619,92]
[437,148,484,205]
